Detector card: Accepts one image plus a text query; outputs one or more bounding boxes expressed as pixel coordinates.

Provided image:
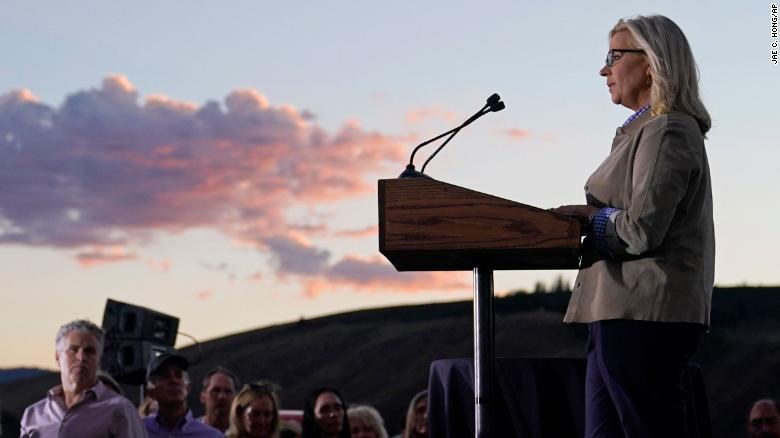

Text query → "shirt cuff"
[589,207,621,257]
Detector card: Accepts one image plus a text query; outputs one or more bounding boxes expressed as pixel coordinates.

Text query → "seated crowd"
[19,319,429,438]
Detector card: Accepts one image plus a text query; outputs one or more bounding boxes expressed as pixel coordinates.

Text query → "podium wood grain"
[378,178,581,271]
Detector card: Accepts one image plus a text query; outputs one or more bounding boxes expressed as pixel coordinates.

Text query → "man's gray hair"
[611,15,711,136]
[55,319,104,353]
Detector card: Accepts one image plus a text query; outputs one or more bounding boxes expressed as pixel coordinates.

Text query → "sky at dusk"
[1,1,778,369]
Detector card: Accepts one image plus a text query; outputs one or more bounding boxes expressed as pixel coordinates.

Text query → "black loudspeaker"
[101,299,180,385]
[102,299,179,346]
[101,340,174,386]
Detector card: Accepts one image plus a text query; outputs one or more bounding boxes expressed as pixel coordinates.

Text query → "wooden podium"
[378,178,581,438]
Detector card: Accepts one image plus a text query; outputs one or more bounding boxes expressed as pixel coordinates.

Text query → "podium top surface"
[378,178,581,271]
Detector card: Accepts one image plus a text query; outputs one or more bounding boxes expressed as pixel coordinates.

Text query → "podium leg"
[473,267,494,438]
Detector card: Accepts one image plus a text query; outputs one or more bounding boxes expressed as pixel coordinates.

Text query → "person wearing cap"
[143,352,223,438]
[20,319,148,438]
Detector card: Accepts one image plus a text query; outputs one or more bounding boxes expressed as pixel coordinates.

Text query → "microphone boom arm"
[420,106,489,173]
[399,93,504,179]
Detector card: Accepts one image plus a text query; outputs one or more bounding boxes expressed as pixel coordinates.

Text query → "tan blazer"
[564,110,714,325]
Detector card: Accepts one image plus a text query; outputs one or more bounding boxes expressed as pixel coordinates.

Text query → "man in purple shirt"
[197,366,239,433]
[143,353,223,438]
[20,319,147,437]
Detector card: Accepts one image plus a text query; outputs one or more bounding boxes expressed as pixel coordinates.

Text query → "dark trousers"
[585,320,705,438]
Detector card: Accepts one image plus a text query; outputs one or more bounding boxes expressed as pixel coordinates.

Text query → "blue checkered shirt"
[622,104,650,127]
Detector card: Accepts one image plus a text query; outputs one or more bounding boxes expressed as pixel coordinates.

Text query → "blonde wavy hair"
[225,381,281,438]
[611,15,711,135]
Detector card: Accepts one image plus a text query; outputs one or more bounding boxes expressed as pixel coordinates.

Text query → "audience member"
[139,395,159,418]
[143,352,222,437]
[19,319,147,437]
[225,381,282,438]
[402,391,428,438]
[348,405,388,438]
[199,365,239,432]
[302,387,351,438]
[748,398,780,438]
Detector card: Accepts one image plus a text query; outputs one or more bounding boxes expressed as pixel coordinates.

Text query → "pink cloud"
[503,128,532,140]
[0,75,405,255]
[0,76,464,295]
[333,225,378,238]
[302,259,470,298]
[265,234,331,278]
[0,89,38,105]
[76,247,137,267]
[405,105,458,125]
[263,235,470,297]
[327,255,470,292]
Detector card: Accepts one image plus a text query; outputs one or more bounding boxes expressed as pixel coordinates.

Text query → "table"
[428,357,711,438]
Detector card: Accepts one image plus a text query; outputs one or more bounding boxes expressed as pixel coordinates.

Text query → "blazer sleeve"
[610,114,703,255]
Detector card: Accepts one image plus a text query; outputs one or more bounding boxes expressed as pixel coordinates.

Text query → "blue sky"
[1,1,777,368]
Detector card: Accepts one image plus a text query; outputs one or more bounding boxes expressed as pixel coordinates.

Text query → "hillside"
[1,286,778,437]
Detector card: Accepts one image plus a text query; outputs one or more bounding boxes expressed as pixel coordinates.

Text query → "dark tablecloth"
[428,357,711,438]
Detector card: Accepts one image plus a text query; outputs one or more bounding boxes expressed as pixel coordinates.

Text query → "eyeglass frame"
[605,49,645,67]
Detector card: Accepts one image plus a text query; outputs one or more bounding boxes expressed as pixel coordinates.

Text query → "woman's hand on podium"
[549,204,599,227]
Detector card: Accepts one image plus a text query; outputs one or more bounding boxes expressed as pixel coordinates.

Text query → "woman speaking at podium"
[551,15,714,438]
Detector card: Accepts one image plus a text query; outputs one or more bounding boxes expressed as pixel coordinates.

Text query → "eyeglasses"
[605,49,645,67]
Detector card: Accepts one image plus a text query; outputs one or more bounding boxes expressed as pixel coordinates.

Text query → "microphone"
[399,93,505,179]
